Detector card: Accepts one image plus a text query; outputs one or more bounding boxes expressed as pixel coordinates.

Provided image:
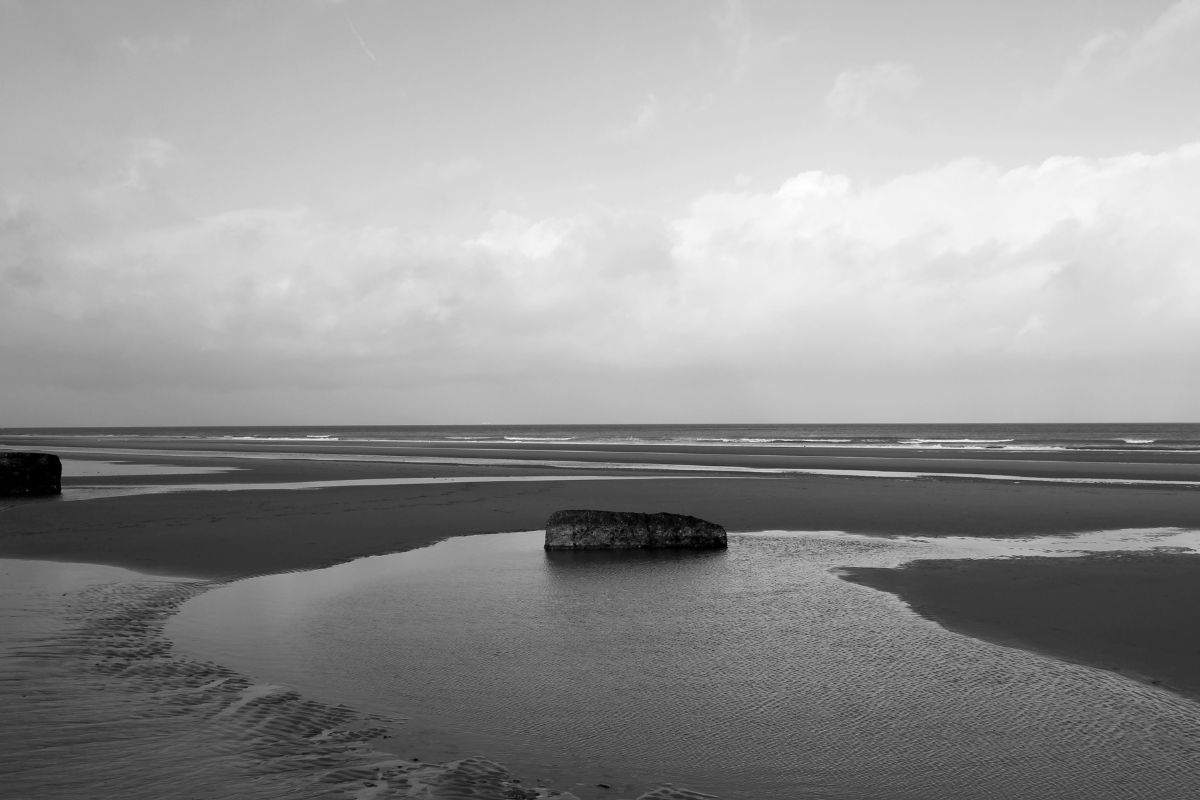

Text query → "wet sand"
[4,436,1200,580]
[12,431,1200,482]
[5,439,1200,669]
[3,436,1200,796]
[4,440,1200,668]
[4,473,1200,579]
[0,559,597,800]
[841,552,1200,702]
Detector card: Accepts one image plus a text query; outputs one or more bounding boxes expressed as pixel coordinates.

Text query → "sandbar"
[841,552,1200,701]
[3,435,1200,708]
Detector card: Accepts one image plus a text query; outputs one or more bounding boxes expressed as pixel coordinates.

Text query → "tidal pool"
[167,530,1200,799]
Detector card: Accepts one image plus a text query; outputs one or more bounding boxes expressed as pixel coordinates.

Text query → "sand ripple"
[169,532,1200,799]
[1,567,684,800]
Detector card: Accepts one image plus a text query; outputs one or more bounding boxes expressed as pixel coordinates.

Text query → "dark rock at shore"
[545,509,727,550]
[0,452,62,496]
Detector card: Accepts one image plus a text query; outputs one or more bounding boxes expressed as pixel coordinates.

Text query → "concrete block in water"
[545,509,727,550]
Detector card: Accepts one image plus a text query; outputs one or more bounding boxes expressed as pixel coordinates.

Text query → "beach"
[4,429,1200,798]
[6,432,1200,580]
[842,551,1200,702]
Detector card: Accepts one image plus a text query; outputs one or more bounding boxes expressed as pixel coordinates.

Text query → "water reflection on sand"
[0,559,582,800]
[168,528,1200,800]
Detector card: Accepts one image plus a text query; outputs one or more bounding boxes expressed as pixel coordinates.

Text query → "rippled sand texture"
[1,560,655,800]
[170,532,1200,800]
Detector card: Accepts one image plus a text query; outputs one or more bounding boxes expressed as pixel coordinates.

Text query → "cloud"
[1046,29,1124,105]
[711,0,795,82]
[3,140,1200,422]
[1127,0,1200,68]
[117,34,190,59]
[116,137,175,189]
[1050,0,1200,100]
[420,156,481,182]
[825,61,920,127]
[344,15,378,64]
[609,94,661,141]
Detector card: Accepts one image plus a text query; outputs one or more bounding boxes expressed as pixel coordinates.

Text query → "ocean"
[5,422,1200,452]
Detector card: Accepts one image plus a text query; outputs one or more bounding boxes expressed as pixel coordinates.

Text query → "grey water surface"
[167,530,1200,800]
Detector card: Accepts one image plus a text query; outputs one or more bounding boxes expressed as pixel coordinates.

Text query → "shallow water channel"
[167,529,1200,800]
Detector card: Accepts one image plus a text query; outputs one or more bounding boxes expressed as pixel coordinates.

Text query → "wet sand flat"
[3,434,1200,581]
[166,530,1200,799]
[4,435,1200,797]
[841,552,1200,702]
[3,470,1200,580]
[3,439,1200,701]
[0,559,588,800]
[11,432,1200,482]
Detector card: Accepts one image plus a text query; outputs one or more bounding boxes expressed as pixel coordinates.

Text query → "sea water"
[6,421,1200,453]
[167,530,1200,800]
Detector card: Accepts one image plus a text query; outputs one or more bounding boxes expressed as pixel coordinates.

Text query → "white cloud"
[344,16,378,64]
[825,61,920,127]
[1127,0,1200,68]
[609,94,661,141]
[117,34,190,58]
[419,156,481,182]
[3,141,1200,421]
[1051,0,1200,99]
[1046,29,1124,104]
[117,137,174,189]
[711,0,795,82]
[674,147,1200,364]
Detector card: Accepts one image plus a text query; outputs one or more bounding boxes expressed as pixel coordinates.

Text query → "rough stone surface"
[544,509,727,550]
[0,452,62,497]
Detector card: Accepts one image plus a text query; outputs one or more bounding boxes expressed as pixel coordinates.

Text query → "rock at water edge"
[0,452,62,496]
[544,509,727,550]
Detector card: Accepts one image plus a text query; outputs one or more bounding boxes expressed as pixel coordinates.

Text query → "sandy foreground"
[3,435,1200,797]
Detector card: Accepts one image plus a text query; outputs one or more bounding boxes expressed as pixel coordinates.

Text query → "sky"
[2,0,1199,425]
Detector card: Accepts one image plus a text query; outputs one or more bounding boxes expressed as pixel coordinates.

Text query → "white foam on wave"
[903,438,1016,444]
[1000,444,1070,451]
[695,437,867,445]
[221,436,341,442]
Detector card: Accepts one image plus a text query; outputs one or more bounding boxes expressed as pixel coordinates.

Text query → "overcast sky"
[2,0,1199,425]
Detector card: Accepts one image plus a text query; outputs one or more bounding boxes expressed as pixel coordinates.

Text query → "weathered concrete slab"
[0,452,62,496]
[545,509,727,550]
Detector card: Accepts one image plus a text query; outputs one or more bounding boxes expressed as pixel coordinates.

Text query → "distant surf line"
[205,437,1185,452]
[10,431,1194,453]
